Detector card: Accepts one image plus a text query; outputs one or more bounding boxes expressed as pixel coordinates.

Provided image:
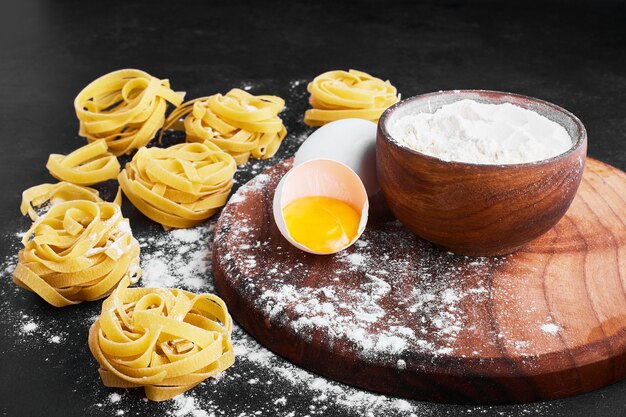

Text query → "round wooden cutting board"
[213,157,626,404]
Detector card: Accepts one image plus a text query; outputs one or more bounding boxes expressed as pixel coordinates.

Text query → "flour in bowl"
[390,99,573,164]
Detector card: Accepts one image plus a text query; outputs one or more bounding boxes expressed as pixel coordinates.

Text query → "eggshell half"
[294,119,379,196]
[273,158,369,255]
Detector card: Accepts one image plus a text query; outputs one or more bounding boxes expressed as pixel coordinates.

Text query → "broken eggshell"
[273,158,369,255]
[294,118,379,196]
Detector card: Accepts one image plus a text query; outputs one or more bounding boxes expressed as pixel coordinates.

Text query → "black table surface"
[1,1,625,416]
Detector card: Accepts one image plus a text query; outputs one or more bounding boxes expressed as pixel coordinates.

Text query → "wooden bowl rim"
[378,89,587,170]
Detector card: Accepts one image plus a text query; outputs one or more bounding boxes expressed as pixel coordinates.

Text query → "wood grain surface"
[213,157,626,404]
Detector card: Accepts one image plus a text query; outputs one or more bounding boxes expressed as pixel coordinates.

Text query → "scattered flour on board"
[217,167,505,363]
[541,322,560,335]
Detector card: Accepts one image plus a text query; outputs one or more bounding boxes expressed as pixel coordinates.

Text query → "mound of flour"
[390,99,572,164]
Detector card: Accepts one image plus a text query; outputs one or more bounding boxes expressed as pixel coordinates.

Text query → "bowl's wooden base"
[213,157,626,404]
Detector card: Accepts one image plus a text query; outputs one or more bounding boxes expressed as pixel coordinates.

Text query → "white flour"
[108,393,121,404]
[219,170,502,364]
[22,321,38,332]
[541,322,560,335]
[137,225,215,291]
[390,99,573,164]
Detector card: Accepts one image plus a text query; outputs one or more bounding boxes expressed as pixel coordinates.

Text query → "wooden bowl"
[377,90,587,256]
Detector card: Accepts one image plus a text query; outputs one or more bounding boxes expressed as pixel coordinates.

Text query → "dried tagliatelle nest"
[163,88,287,165]
[13,197,141,307]
[88,276,235,401]
[20,181,106,221]
[118,140,236,229]
[74,69,184,156]
[46,139,120,186]
[304,69,399,126]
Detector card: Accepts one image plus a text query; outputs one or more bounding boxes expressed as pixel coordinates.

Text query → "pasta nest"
[164,88,287,165]
[47,139,120,186]
[74,69,184,156]
[118,141,236,229]
[13,200,141,307]
[88,278,235,401]
[304,69,400,126]
[20,181,105,221]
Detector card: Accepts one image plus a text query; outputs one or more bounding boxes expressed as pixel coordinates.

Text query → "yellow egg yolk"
[282,196,361,254]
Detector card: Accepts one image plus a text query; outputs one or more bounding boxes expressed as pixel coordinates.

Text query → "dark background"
[1,0,625,416]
